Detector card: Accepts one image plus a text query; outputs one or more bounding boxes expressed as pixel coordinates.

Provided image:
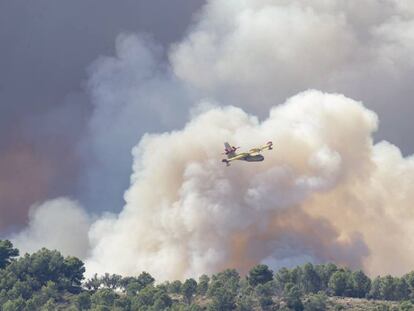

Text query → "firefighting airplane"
[221,141,273,166]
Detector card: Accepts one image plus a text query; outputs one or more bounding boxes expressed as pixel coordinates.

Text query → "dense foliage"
[0,240,413,310]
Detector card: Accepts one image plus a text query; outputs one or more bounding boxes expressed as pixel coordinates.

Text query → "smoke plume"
[11,198,90,259]
[86,90,414,280]
[79,34,192,212]
[6,0,414,280]
[171,0,414,152]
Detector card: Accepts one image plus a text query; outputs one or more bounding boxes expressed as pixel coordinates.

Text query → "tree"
[91,288,117,307]
[40,281,59,301]
[350,270,371,298]
[153,289,173,309]
[0,247,86,305]
[284,283,304,311]
[367,275,409,301]
[248,264,273,287]
[301,263,321,294]
[209,269,240,296]
[255,283,274,309]
[237,293,256,311]
[62,256,85,293]
[368,276,382,299]
[101,273,122,290]
[7,280,33,300]
[2,297,25,311]
[22,248,85,292]
[380,275,396,301]
[207,286,237,311]
[328,271,349,296]
[182,278,197,304]
[207,269,240,311]
[72,291,91,310]
[197,274,209,296]
[275,268,292,288]
[134,285,158,308]
[113,296,131,310]
[85,274,102,292]
[315,263,338,291]
[0,240,19,269]
[169,280,182,294]
[403,271,414,299]
[393,278,410,301]
[403,271,414,289]
[137,271,155,289]
[125,280,142,296]
[290,267,303,285]
[41,298,57,311]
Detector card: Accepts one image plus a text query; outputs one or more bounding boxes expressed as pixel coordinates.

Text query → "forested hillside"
[0,240,413,310]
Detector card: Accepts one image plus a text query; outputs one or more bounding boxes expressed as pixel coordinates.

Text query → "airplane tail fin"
[224,142,237,158]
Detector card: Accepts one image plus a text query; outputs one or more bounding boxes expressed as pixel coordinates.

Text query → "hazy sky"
[0,0,205,232]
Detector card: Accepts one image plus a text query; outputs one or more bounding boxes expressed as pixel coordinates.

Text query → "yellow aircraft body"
[222,141,273,166]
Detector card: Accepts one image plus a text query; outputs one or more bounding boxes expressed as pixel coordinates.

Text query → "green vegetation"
[0,239,413,310]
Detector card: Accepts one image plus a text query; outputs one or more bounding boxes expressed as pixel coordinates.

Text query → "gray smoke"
[9,0,414,280]
[79,34,192,212]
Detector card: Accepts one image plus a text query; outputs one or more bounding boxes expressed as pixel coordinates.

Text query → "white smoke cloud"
[85,90,414,280]
[171,0,414,150]
[10,198,90,259]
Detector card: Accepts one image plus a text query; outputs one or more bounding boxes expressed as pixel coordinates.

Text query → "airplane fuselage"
[237,153,264,162]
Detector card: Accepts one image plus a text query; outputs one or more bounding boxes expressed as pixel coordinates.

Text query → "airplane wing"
[248,141,273,155]
[260,141,273,151]
[228,153,248,161]
[222,153,248,166]
[248,148,261,155]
